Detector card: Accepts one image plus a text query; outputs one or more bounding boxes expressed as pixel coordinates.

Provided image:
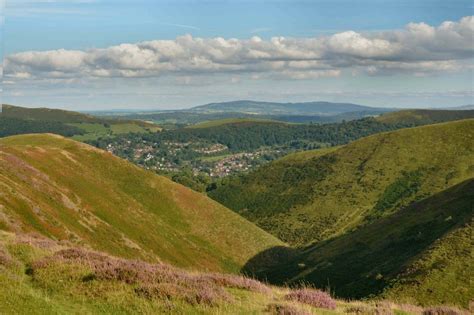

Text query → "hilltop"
[2,104,102,123]
[209,119,474,245]
[0,134,282,273]
[1,104,161,141]
[376,109,474,125]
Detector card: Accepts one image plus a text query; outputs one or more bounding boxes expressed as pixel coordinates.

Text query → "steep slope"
[245,179,473,307]
[0,134,283,273]
[376,109,474,125]
[209,119,474,245]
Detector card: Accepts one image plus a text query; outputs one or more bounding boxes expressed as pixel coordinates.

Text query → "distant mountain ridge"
[190,100,393,116]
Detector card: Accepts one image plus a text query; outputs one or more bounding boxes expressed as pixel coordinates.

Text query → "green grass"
[199,153,233,162]
[249,179,473,307]
[376,109,474,125]
[187,118,286,129]
[1,104,162,142]
[0,134,282,273]
[210,119,474,245]
[69,122,159,141]
[0,232,445,314]
[208,120,473,307]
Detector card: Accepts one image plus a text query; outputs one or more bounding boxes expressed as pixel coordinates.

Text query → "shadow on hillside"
[241,179,474,298]
[241,245,300,282]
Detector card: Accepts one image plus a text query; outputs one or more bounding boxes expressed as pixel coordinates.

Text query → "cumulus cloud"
[4,16,474,81]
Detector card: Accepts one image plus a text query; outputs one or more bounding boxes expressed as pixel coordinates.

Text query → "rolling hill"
[0,134,283,273]
[1,104,161,141]
[376,109,474,125]
[209,119,474,246]
[190,100,391,116]
[186,118,287,129]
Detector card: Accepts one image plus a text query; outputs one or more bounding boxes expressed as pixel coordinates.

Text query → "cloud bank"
[5,16,474,82]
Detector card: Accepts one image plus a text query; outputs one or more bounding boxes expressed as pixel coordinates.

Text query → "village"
[104,138,284,178]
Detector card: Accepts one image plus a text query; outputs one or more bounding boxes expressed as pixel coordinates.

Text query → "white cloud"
[4,16,474,82]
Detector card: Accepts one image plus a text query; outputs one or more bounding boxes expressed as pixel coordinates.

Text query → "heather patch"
[423,306,468,315]
[266,303,311,315]
[285,288,336,309]
[30,247,279,306]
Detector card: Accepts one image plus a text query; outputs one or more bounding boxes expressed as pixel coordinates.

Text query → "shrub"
[285,288,336,309]
[199,273,271,294]
[30,247,241,306]
[423,306,466,315]
[134,283,230,306]
[0,246,12,266]
[266,303,311,315]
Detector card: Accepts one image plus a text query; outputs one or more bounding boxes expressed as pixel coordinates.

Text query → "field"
[69,122,159,141]
[187,118,286,129]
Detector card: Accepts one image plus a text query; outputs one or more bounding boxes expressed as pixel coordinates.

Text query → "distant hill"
[209,119,474,246]
[376,109,474,125]
[144,117,406,152]
[1,104,102,123]
[190,100,392,116]
[0,134,282,273]
[246,179,473,307]
[0,104,161,141]
[187,117,287,129]
[443,104,474,110]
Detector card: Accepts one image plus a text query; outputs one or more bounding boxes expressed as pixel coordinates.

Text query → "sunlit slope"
[0,134,283,273]
[376,109,474,125]
[187,118,286,129]
[210,119,474,245]
[251,179,473,307]
[1,105,161,141]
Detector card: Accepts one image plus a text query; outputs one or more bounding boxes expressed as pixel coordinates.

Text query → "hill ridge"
[0,133,283,273]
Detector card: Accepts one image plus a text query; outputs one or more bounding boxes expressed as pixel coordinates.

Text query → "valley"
[0,103,473,313]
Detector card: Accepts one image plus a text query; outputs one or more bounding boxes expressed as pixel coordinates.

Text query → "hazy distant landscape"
[1,1,473,314]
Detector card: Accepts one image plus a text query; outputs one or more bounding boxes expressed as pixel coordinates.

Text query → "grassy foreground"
[1,232,468,315]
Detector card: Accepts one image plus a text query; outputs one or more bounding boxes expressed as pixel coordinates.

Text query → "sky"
[2,0,473,110]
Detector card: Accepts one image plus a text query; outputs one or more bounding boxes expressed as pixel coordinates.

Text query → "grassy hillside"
[1,104,100,123]
[247,179,473,307]
[0,117,86,138]
[187,118,286,129]
[209,119,474,245]
[1,232,462,314]
[1,104,161,141]
[0,134,282,273]
[376,109,474,125]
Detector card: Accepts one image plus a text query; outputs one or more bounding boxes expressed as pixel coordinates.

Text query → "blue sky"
[3,0,474,109]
